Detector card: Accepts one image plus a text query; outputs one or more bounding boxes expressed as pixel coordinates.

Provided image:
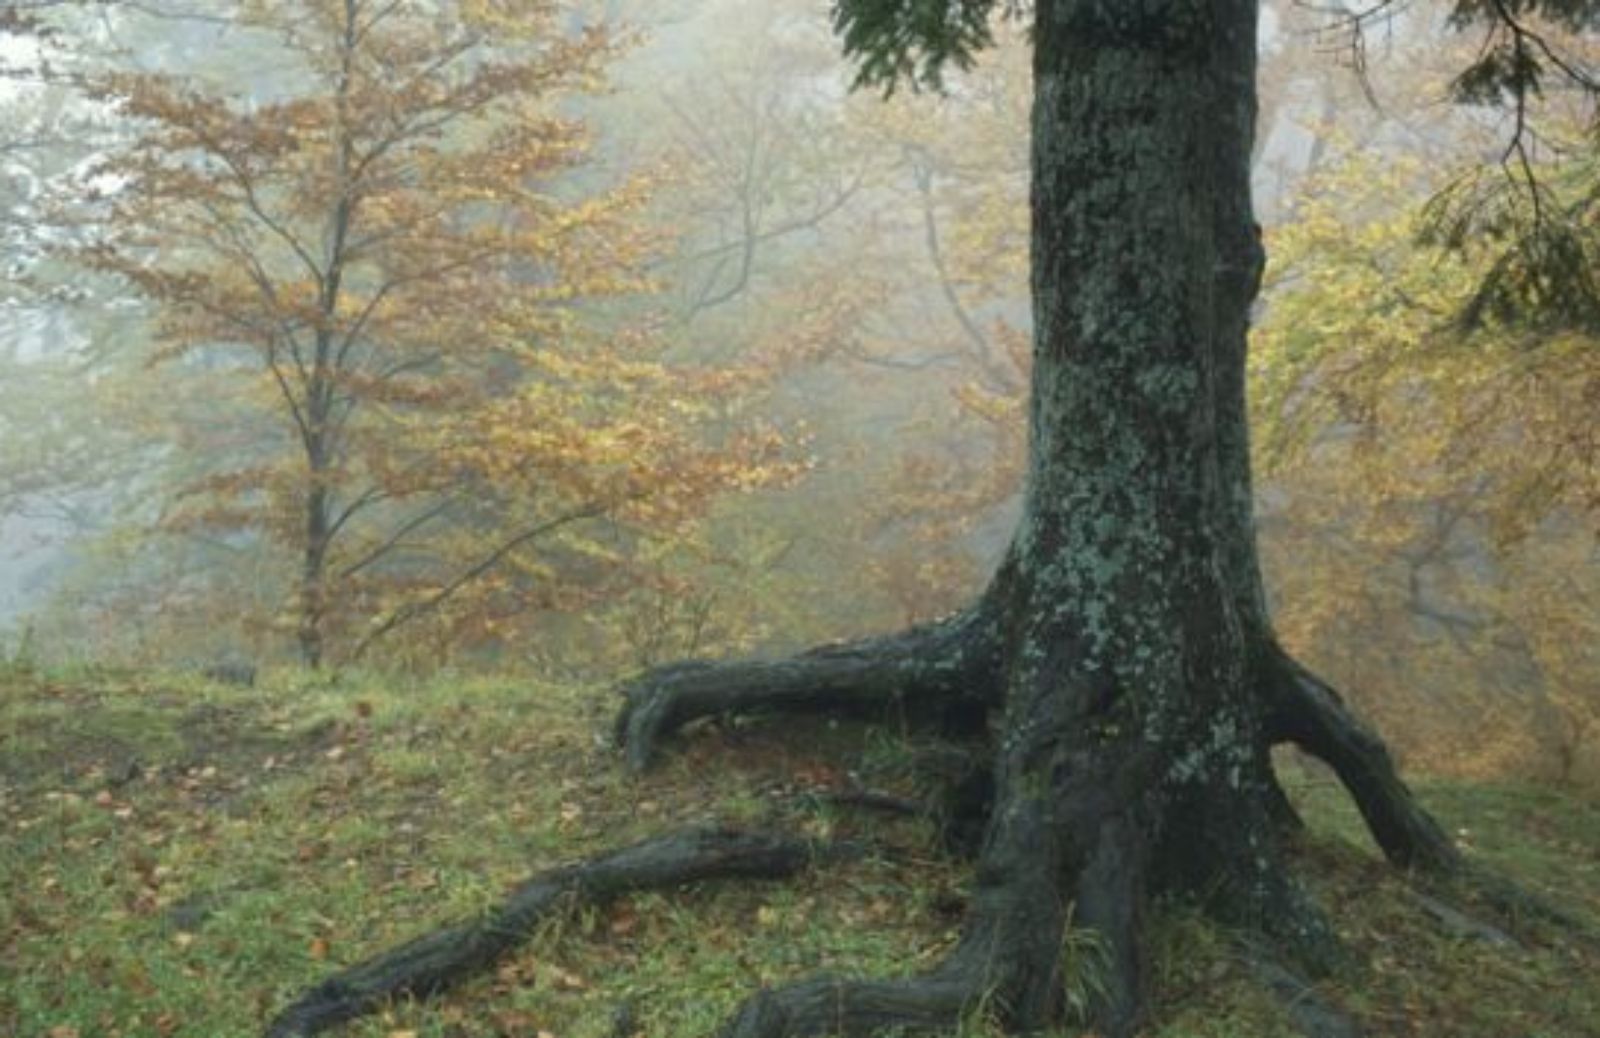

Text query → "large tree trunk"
[823,3,1338,1029]
[626,2,1457,1033]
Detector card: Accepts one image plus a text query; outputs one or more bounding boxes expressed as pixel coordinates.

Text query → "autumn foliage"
[1254,148,1600,784]
[60,0,798,666]
[4,0,1595,791]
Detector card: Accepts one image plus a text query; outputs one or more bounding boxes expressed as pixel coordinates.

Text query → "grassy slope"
[2,667,1597,1038]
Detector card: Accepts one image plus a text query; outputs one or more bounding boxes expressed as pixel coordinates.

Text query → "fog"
[1,0,1595,781]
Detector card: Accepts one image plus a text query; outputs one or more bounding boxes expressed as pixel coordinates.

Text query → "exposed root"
[1257,650,1600,956]
[1218,856,1347,979]
[266,627,1510,1038]
[1164,777,1347,979]
[264,828,847,1038]
[1406,890,1519,948]
[708,790,1154,1038]
[1260,752,1305,835]
[1263,649,1460,873]
[1257,649,1600,964]
[616,608,1002,772]
[1064,812,1148,1036]
[1241,953,1360,1038]
[716,974,978,1038]
[1433,865,1600,952]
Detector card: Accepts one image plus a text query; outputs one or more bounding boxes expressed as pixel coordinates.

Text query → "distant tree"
[847,30,1031,623]
[1257,147,1600,781]
[58,0,793,667]
[610,7,1033,637]
[581,3,890,656]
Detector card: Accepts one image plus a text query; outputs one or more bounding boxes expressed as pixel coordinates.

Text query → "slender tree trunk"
[299,464,330,670]
[297,353,335,670]
[294,1,358,671]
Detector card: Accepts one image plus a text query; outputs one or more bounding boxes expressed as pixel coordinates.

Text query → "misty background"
[2,0,1595,783]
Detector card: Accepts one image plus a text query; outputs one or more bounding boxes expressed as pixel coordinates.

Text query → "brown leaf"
[608,903,639,937]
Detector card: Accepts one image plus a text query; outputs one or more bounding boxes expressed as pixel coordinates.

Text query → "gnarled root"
[710,808,1151,1038]
[1263,648,1460,873]
[1261,650,1600,953]
[717,974,977,1038]
[271,632,1521,1038]
[1424,866,1600,952]
[616,606,1003,772]
[264,828,847,1038]
[1242,954,1361,1038]
[708,670,1165,1038]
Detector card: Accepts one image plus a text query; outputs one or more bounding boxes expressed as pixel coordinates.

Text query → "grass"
[2,665,1598,1038]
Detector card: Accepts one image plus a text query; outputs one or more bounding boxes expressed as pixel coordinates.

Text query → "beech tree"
[270,2,1598,1036]
[59,0,796,667]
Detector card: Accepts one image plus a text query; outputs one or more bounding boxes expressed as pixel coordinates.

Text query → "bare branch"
[335,495,454,580]
[348,502,608,661]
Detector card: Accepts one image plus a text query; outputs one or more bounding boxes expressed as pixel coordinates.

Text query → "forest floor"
[2,664,1598,1038]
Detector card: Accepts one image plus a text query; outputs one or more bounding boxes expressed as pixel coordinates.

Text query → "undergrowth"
[2,667,1596,1037]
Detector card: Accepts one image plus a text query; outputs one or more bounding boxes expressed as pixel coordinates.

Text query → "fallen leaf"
[609,903,639,937]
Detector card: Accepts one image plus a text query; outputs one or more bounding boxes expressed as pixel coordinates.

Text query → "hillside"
[3,667,1598,1038]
